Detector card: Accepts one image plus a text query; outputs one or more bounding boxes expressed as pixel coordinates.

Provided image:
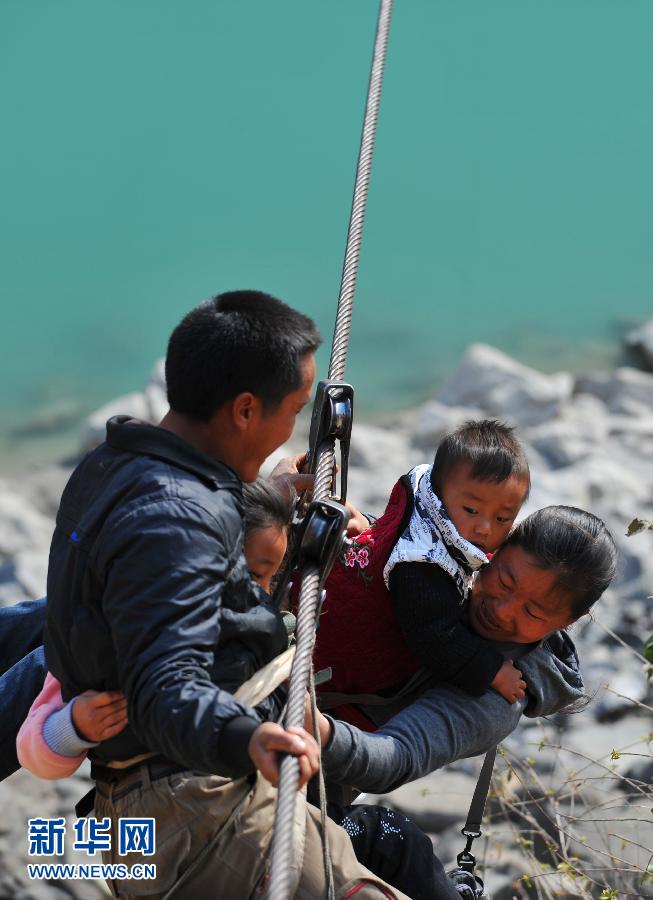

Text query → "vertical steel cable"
[328,0,394,383]
[267,2,393,897]
[267,566,322,897]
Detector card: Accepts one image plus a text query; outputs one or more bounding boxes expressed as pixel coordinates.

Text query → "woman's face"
[244,524,288,594]
[469,544,580,644]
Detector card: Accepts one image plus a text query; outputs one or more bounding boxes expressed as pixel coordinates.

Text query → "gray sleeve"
[322,631,586,795]
[42,699,98,757]
[322,683,525,794]
[519,632,585,717]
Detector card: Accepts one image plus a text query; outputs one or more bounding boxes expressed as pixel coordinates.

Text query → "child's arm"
[389,562,525,703]
[17,673,128,779]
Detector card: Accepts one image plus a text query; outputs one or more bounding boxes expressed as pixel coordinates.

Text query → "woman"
[313,505,616,898]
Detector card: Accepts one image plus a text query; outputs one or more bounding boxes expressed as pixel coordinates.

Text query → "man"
[44,291,406,898]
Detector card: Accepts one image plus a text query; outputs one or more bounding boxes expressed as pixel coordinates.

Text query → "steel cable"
[328,0,394,383]
[267,1,393,896]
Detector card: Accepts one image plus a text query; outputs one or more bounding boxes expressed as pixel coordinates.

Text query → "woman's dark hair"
[166,290,322,420]
[431,419,530,497]
[242,479,296,536]
[506,506,617,617]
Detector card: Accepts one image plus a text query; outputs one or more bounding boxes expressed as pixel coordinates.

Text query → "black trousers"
[328,802,460,899]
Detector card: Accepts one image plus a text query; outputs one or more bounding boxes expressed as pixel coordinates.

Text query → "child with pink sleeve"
[17,674,127,778]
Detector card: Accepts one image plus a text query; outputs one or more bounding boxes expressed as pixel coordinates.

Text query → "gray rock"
[0,485,54,561]
[410,401,486,451]
[148,358,166,391]
[361,769,478,834]
[523,394,609,468]
[81,358,169,451]
[81,392,150,450]
[593,670,650,722]
[143,383,168,424]
[625,319,653,369]
[143,358,168,423]
[575,366,653,416]
[19,466,72,519]
[437,344,573,426]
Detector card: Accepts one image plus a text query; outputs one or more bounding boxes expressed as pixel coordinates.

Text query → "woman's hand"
[72,690,129,742]
[304,691,334,747]
[248,722,320,788]
[491,660,527,704]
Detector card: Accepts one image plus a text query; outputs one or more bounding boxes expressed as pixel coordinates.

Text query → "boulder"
[625,319,653,369]
[523,394,609,468]
[345,424,417,511]
[148,357,166,390]
[575,367,653,416]
[0,484,54,561]
[144,358,169,423]
[593,669,650,723]
[437,344,573,426]
[410,401,486,451]
[81,391,150,450]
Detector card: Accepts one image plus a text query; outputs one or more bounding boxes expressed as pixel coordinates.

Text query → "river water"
[1,0,652,471]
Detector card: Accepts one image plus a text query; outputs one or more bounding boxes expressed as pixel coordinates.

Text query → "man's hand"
[268,453,314,497]
[72,690,129,742]
[248,722,320,788]
[491,660,527,704]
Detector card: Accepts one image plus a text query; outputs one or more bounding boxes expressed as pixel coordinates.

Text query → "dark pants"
[0,598,47,780]
[329,803,460,899]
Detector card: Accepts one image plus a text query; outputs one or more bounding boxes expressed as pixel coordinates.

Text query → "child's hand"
[491,660,527,704]
[72,690,129,742]
[345,502,369,536]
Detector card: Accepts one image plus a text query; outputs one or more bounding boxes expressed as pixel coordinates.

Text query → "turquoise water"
[1,1,652,470]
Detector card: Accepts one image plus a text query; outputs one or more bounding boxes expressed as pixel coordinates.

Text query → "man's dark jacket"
[45,417,287,777]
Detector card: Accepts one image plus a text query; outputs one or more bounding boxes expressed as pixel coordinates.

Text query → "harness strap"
[456,746,497,875]
[317,668,433,711]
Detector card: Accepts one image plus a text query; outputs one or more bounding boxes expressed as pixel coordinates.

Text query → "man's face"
[239,352,316,482]
[468,544,577,644]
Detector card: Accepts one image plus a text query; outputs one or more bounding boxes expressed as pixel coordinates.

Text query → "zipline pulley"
[295,497,349,579]
[306,381,355,505]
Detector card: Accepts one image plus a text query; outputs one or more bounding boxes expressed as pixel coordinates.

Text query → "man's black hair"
[431,419,530,497]
[165,290,322,420]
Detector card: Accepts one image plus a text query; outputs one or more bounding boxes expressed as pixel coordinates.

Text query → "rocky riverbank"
[1,343,652,898]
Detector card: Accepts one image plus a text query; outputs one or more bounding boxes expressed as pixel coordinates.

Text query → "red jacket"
[314,476,420,730]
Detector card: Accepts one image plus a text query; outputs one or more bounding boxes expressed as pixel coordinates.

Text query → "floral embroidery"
[344,549,358,567]
[340,525,376,582]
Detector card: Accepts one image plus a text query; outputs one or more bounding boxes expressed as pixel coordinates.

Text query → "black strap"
[456,745,497,874]
[75,787,96,818]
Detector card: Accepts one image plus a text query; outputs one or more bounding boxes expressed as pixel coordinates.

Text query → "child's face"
[245,525,288,594]
[439,463,528,554]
